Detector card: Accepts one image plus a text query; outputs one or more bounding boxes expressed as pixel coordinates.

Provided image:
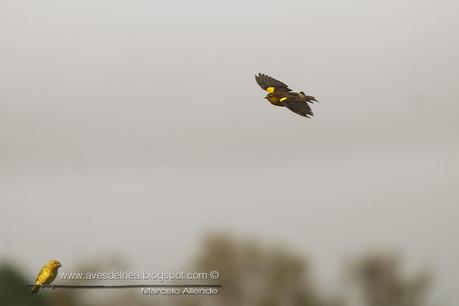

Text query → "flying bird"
[31,259,62,293]
[255,73,318,117]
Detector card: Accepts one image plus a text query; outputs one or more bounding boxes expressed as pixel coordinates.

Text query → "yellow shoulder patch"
[280,97,288,102]
[266,87,275,93]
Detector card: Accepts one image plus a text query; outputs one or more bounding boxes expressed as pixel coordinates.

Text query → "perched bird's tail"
[31,285,40,293]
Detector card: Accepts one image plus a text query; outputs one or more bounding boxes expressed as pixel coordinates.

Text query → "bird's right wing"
[285,97,314,117]
[255,73,291,93]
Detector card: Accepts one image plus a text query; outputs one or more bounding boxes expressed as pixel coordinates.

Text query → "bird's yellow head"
[47,259,62,269]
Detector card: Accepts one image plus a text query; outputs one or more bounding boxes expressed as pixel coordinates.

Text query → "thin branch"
[26,284,221,289]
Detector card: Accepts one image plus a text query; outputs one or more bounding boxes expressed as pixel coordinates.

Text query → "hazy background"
[1,0,458,304]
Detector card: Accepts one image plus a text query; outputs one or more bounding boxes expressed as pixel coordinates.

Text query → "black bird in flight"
[255,73,318,118]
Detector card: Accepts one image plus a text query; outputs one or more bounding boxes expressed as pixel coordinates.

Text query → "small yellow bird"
[31,259,62,293]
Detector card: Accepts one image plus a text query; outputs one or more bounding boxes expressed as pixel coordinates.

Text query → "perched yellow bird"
[31,259,62,293]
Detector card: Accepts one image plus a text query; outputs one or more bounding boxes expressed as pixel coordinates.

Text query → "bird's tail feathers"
[31,285,40,293]
[300,92,318,102]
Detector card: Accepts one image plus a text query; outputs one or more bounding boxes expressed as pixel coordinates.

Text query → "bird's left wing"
[255,73,291,93]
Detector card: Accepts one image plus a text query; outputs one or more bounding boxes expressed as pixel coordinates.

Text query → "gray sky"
[1,0,458,303]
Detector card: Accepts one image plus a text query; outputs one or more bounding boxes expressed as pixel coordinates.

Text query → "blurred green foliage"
[192,234,341,306]
[0,264,49,306]
[0,234,432,306]
[354,254,431,306]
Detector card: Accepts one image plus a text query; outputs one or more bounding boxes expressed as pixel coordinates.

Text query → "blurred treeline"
[0,234,432,306]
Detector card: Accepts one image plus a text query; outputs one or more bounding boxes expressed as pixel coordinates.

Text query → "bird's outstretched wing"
[255,73,291,93]
[285,97,314,117]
